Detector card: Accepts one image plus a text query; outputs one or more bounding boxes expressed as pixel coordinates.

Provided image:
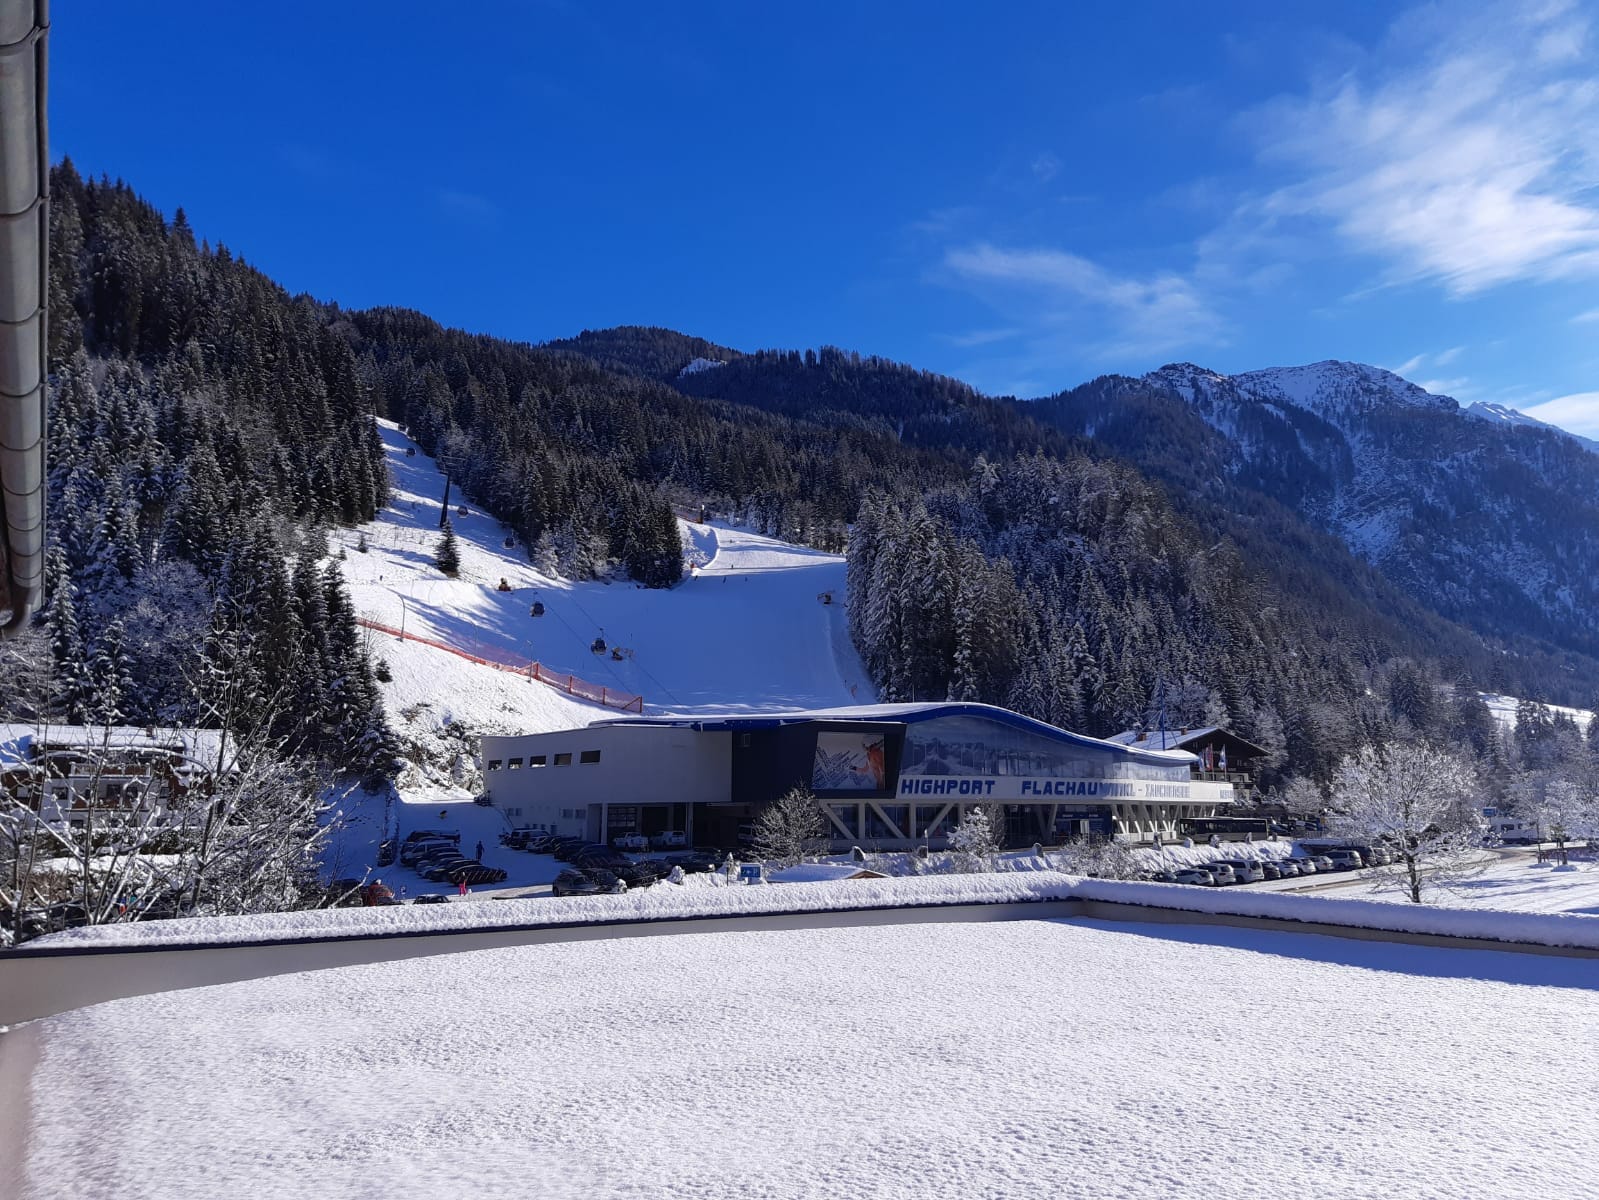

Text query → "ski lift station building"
[480,703,1237,849]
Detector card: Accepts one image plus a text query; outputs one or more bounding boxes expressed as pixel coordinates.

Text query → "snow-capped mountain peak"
[1464,400,1599,454]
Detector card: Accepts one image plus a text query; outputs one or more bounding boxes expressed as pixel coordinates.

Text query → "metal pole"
[0,0,49,637]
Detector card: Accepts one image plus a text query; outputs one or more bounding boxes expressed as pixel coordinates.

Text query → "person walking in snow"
[458,878,469,897]
[475,840,484,861]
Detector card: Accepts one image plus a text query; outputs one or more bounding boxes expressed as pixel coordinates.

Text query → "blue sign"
[738,863,764,885]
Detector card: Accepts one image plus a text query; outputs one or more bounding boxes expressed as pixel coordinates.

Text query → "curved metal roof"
[589,702,1198,766]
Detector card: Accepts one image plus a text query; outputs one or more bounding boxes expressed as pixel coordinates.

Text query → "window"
[530,754,547,767]
[487,759,503,771]
[506,807,522,817]
[554,753,572,766]
[508,757,523,770]
[580,750,601,764]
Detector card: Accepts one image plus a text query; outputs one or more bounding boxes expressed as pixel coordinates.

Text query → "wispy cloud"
[942,243,1225,360]
[1390,346,1467,378]
[1572,307,1599,324]
[1248,1,1599,296]
[1521,391,1599,438]
[941,327,1022,348]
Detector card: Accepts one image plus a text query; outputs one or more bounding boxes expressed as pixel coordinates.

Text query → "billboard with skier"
[811,732,888,792]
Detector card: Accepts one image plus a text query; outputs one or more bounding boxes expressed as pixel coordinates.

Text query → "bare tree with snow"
[1050,836,1142,880]
[751,784,829,867]
[1327,742,1484,903]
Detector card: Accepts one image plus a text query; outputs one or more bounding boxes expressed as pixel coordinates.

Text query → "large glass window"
[899,715,1187,783]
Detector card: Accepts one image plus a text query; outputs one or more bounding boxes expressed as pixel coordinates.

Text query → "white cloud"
[1521,391,1599,437]
[1031,152,1062,183]
[942,243,1225,359]
[1390,346,1468,377]
[1248,2,1599,296]
[1571,308,1599,324]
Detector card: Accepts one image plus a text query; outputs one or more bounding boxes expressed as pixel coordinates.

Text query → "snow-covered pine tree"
[434,516,462,575]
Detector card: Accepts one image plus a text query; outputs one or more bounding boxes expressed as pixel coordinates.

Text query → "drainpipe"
[0,0,47,637]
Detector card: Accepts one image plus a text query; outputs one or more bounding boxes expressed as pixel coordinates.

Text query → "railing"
[354,617,644,713]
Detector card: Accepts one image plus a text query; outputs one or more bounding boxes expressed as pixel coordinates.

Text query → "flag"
[1218,746,1228,772]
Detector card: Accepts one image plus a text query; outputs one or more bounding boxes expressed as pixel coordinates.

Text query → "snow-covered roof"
[590,702,1198,765]
[1107,725,1267,758]
[0,724,227,770]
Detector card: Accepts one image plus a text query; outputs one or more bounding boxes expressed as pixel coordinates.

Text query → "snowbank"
[1073,878,1599,951]
[1132,839,1297,869]
[28,868,1599,953]
[28,871,1081,950]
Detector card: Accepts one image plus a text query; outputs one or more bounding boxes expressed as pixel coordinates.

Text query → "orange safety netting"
[355,618,644,713]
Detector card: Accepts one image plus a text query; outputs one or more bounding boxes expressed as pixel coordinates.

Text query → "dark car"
[411,893,449,904]
[582,866,625,892]
[527,835,559,854]
[552,869,605,897]
[553,839,597,862]
[665,850,721,873]
[446,862,508,886]
[420,856,475,881]
[575,849,631,871]
[1258,861,1284,881]
[611,862,658,889]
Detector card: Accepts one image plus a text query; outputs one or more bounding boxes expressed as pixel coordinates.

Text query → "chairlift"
[405,446,416,457]
[591,636,607,654]
[817,591,833,605]
[456,505,469,517]
[610,647,623,661]
[496,578,511,593]
[530,601,545,617]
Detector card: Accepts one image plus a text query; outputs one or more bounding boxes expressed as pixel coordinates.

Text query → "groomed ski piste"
[320,418,872,886]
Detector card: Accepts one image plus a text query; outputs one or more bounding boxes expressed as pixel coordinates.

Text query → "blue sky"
[51,1,1599,430]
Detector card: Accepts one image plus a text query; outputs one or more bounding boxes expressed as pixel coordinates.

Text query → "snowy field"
[1309,851,1599,915]
[17,918,1599,1200]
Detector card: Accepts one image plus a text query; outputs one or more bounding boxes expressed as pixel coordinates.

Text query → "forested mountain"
[1032,362,1599,668]
[23,166,1599,790]
[7,162,394,780]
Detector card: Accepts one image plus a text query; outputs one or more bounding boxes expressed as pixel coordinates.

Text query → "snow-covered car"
[1324,849,1365,870]
[1172,868,1218,886]
[551,869,604,896]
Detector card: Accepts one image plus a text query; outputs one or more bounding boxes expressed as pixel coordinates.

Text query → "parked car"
[1204,863,1238,885]
[1307,854,1336,873]
[581,866,625,892]
[1144,870,1179,884]
[664,850,720,873]
[1286,857,1316,875]
[575,849,630,871]
[402,837,459,866]
[527,835,559,854]
[651,831,688,849]
[613,833,649,851]
[420,855,479,881]
[1324,849,1365,870]
[411,893,449,905]
[360,881,398,906]
[1258,861,1284,881]
[1218,860,1264,883]
[404,829,459,847]
[1172,868,1217,886]
[612,862,658,889]
[552,869,604,897]
[437,861,506,886]
[325,878,366,906]
[1272,859,1300,878]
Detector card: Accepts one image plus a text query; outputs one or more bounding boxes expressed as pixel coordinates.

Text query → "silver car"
[1219,860,1265,883]
[1173,867,1218,886]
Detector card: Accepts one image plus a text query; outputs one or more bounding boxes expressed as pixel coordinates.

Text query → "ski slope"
[333,420,870,799]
